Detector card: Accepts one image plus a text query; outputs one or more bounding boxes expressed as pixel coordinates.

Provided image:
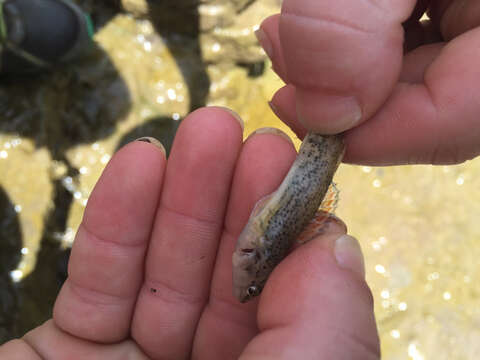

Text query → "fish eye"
[247,286,257,296]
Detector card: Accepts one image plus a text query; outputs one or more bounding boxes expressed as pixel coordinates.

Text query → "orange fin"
[297,183,340,244]
[297,210,332,244]
[319,182,339,214]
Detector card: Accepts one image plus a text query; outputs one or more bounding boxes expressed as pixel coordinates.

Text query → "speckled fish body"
[232,133,345,303]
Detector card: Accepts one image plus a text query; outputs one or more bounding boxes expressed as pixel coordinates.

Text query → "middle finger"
[131,107,243,359]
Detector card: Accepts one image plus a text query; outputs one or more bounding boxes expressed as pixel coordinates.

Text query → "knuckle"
[282,11,376,36]
[281,0,396,35]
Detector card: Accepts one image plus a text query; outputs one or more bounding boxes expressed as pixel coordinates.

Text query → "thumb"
[259,0,417,134]
[240,218,380,359]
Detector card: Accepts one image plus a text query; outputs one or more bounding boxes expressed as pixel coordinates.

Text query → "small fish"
[232,132,345,303]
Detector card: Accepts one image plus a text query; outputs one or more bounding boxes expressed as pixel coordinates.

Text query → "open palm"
[0,107,378,359]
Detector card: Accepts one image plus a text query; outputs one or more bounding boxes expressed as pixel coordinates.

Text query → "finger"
[400,43,444,83]
[430,0,480,40]
[240,224,380,360]
[260,0,416,134]
[192,128,297,360]
[0,339,41,359]
[131,107,244,359]
[270,85,308,139]
[270,48,442,162]
[344,27,480,165]
[256,14,288,82]
[53,139,166,342]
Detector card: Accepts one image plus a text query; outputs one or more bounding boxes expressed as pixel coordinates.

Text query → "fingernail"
[334,235,365,278]
[248,127,294,146]
[296,94,362,134]
[216,106,244,131]
[136,137,166,156]
[255,28,273,59]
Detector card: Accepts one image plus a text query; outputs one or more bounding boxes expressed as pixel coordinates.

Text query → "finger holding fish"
[230,164,379,359]
[239,228,379,360]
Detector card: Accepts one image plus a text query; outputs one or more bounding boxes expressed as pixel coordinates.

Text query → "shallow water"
[1,1,479,358]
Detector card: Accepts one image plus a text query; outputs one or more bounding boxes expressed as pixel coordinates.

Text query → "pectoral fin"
[250,192,275,218]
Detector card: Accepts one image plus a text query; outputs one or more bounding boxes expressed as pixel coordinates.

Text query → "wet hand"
[0,107,379,359]
[260,0,480,165]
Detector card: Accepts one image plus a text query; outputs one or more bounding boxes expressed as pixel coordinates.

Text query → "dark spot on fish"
[150,288,157,293]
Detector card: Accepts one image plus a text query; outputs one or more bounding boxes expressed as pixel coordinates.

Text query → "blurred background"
[1,0,479,358]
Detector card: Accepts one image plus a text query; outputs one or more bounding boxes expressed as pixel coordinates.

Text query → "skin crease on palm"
[0,0,479,359]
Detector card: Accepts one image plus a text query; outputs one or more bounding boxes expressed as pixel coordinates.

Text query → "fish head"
[232,225,267,302]
[233,251,263,303]
[232,247,263,302]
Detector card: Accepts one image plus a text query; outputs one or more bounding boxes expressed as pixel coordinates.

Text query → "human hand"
[258,0,480,165]
[0,108,378,359]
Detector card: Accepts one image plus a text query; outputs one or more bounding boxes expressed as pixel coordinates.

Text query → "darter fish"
[232,132,345,303]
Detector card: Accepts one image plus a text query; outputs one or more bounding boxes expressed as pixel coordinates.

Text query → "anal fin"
[296,210,333,244]
[319,182,339,213]
[297,183,341,244]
